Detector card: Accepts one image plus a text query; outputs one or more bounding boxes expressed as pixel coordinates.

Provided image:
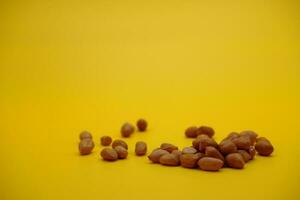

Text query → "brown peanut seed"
[240,130,257,145]
[135,141,147,156]
[226,153,245,169]
[198,126,215,137]
[171,150,182,161]
[185,126,199,138]
[100,136,112,146]
[232,136,251,150]
[121,123,135,137]
[160,143,178,153]
[148,149,169,163]
[159,153,180,166]
[198,137,218,152]
[137,119,148,132]
[180,154,201,168]
[112,140,128,150]
[100,148,118,161]
[114,146,128,159]
[79,139,94,155]
[205,146,224,161]
[182,147,198,154]
[255,139,274,156]
[198,157,224,171]
[219,140,237,155]
[79,131,92,140]
[238,150,251,163]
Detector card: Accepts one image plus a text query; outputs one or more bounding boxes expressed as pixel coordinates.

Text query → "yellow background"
[1,0,300,199]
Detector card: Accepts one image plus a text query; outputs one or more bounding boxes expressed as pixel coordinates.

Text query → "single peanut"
[100,148,118,161]
[100,136,112,146]
[160,143,178,153]
[135,141,147,156]
[240,130,257,145]
[121,123,135,137]
[112,139,128,150]
[205,146,224,161]
[137,119,148,132]
[148,149,169,163]
[225,153,245,169]
[79,131,92,140]
[255,138,274,156]
[238,150,251,163]
[159,153,180,166]
[79,139,94,155]
[219,140,237,155]
[232,136,251,150]
[114,146,128,159]
[198,126,215,137]
[182,147,198,154]
[185,126,199,138]
[198,157,224,171]
[180,154,201,168]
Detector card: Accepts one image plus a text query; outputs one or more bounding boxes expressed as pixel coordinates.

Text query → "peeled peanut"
[159,153,180,166]
[198,157,224,171]
[100,148,118,161]
[135,141,147,156]
[114,146,128,159]
[148,149,169,163]
[255,139,274,156]
[219,140,237,155]
[112,140,128,150]
[182,147,198,154]
[238,150,251,163]
[205,146,224,161]
[79,139,94,155]
[232,136,251,150]
[226,153,245,169]
[198,126,215,137]
[185,126,199,138]
[180,154,201,168]
[160,143,178,153]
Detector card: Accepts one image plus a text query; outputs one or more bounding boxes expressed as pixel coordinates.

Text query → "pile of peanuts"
[148,126,274,171]
[78,120,274,171]
[78,119,148,161]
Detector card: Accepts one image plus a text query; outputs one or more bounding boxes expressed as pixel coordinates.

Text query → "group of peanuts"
[148,126,274,171]
[78,120,274,171]
[78,119,148,161]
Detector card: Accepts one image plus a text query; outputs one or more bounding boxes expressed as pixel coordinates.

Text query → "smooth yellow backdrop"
[1,0,300,200]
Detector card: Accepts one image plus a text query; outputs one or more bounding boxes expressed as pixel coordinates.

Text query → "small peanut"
[100,136,112,146]
[135,141,147,156]
[225,153,245,169]
[112,140,128,150]
[79,139,94,155]
[148,149,169,163]
[114,146,128,159]
[100,148,118,161]
[198,157,224,171]
[159,153,180,166]
[255,138,274,156]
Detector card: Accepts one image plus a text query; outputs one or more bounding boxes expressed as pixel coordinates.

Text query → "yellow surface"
[1,0,300,200]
